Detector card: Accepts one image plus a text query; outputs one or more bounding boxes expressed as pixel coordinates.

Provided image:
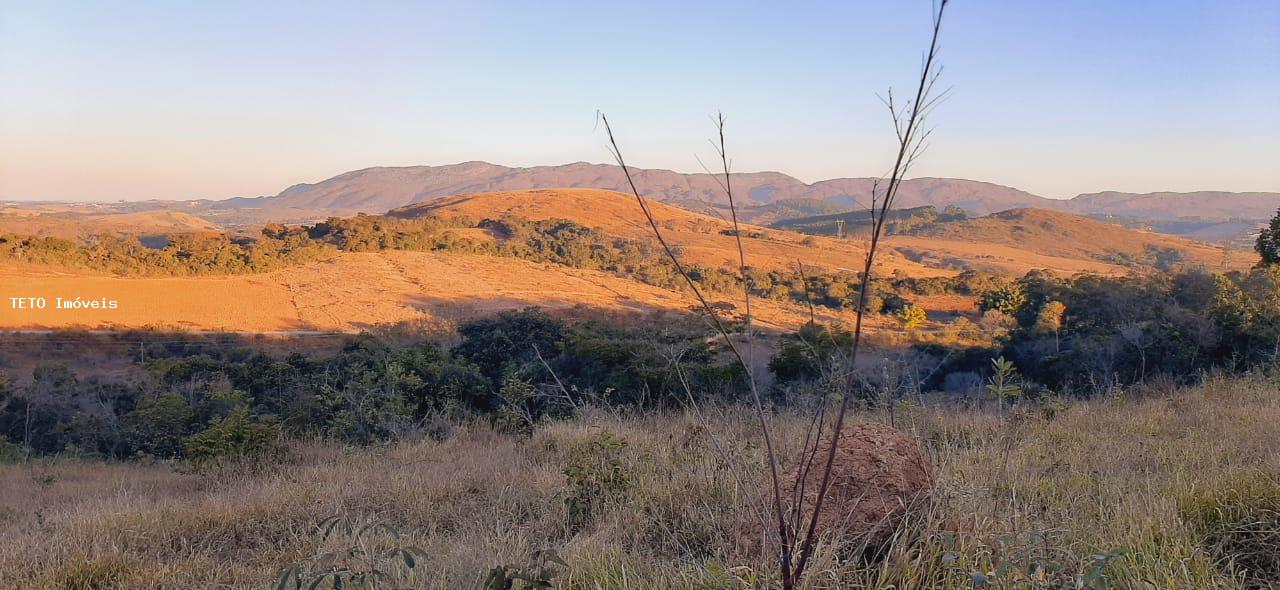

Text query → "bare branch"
[597,112,795,581]
[791,0,951,580]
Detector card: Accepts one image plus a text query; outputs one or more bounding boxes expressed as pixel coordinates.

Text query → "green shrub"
[183,408,283,466]
[564,431,630,530]
[1178,473,1280,587]
[980,283,1028,317]
[125,393,194,458]
[1255,208,1280,267]
[0,437,26,463]
[769,323,854,383]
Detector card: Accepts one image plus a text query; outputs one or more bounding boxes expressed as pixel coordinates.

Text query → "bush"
[1178,473,1280,586]
[980,283,1027,317]
[769,323,854,383]
[125,393,194,458]
[454,308,565,388]
[896,305,928,330]
[564,431,631,530]
[0,438,26,463]
[880,292,910,315]
[183,408,283,466]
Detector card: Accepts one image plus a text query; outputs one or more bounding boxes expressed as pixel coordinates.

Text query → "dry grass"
[0,250,858,334]
[2,189,1249,336]
[1,373,1277,589]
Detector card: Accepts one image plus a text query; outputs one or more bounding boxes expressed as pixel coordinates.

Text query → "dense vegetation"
[768,265,1280,401]
[0,310,743,461]
[0,231,332,275]
[770,216,1280,401]
[0,213,995,315]
[9,263,1276,462]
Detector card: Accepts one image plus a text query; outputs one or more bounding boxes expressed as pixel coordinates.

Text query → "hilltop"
[893,208,1254,271]
[388,188,945,277]
[1071,190,1280,220]
[395,189,1251,276]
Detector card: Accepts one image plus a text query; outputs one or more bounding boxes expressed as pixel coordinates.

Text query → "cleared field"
[0,251,854,333]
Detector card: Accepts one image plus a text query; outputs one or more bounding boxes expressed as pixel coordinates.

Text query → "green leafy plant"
[277,515,426,590]
[126,392,194,458]
[1255,208,1280,267]
[182,407,283,467]
[563,431,630,530]
[482,549,567,590]
[494,375,538,436]
[963,527,1123,589]
[987,356,1022,412]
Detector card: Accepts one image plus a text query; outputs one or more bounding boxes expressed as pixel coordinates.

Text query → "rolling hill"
[217,162,1276,224]
[19,162,1269,244]
[892,208,1254,271]
[0,251,844,333]
[228,162,1057,216]
[1069,191,1280,220]
[388,188,947,277]
[0,188,1257,334]
[394,188,1251,276]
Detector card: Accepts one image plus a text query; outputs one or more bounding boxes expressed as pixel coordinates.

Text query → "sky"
[1,1,1278,202]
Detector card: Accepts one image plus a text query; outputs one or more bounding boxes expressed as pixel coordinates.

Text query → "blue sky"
[1,0,1277,201]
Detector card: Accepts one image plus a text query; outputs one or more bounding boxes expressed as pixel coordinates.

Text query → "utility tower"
[834,219,845,239]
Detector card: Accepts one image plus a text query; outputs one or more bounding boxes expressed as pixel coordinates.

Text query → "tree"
[453,308,565,388]
[1256,208,1280,267]
[126,392,194,458]
[1034,300,1066,352]
[981,283,1028,317]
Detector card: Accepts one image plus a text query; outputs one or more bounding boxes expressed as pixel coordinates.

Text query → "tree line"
[0,309,743,462]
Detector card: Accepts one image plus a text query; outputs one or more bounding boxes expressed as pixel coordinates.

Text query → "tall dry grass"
[1,372,1277,589]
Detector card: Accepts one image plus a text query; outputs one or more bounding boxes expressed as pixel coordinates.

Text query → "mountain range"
[220,162,1277,224]
[226,162,1051,216]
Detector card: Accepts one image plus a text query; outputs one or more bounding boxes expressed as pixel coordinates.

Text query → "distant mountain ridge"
[234,162,1056,216]
[228,162,1277,226]
[1070,191,1280,220]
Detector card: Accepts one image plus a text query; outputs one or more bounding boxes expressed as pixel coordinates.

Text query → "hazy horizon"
[8,159,1280,205]
[2,1,1278,202]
